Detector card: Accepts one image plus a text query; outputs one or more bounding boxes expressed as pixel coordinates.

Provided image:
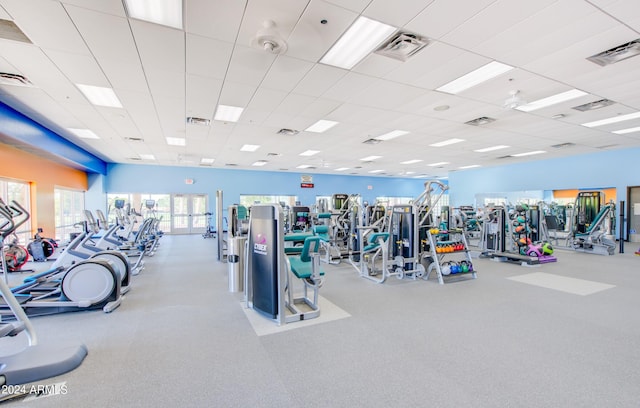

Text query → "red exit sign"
[300,183,314,188]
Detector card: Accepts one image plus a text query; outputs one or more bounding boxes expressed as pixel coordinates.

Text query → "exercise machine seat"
[363,232,389,252]
[312,225,330,242]
[289,237,324,279]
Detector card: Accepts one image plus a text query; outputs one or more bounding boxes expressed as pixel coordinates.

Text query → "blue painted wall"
[448,147,636,207]
[104,163,442,210]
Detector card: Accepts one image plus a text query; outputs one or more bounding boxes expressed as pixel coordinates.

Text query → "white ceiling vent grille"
[465,116,496,126]
[587,39,640,66]
[0,19,32,43]
[572,99,615,112]
[375,31,429,61]
[551,142,575,149]
[187,117,211,126]
[277,128,299,136]
[0,72,33,87]
[363,138,382,145]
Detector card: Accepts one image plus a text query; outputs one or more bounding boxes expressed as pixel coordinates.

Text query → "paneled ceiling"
[0,0,639,178]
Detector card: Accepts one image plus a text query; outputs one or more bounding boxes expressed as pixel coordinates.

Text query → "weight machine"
[564,191,616,256]
[244,204,324,325]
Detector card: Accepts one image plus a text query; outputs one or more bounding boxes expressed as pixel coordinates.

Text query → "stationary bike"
[202,212,215,238]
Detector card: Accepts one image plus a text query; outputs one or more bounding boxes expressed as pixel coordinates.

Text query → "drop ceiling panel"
[475,2,618,65]
[285,0,357,63]
[59,0,125,16]
[363,0,434,27]
[217,81,257,108]
[323,0,371,13]
[66,5,140,65]
[523,25,639,88]
[130,20,185,74]
[184,0,244,42]
[1,0,88,54]
[45,50,108,87]
[346,79,426,110]
[186,74,222,119]
[117,90,163,140]
[404,0,497,40]
[293,63,347,97]
[442,0,558,52]
[144,70,185,100]
[261,56,314,93]
[0,43,88,104]
[225,45,277,87]
[186,34,234,80]
[322,72,378,102]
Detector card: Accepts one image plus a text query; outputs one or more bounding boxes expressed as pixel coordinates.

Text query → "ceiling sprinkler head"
[251,20,288,54]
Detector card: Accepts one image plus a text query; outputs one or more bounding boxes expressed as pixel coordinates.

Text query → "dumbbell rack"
[424,229,477,284]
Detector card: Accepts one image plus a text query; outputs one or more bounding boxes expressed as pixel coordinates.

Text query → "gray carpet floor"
[2,236,640,407]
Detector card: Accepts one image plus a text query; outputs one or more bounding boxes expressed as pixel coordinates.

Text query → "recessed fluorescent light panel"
[320,16,397,70]
[360,155,382,161]
[516,89,588,112]
[166,137,186,146]
[428,161,449,167]
[369,169,385,173]
[139,154,155,160]
[76,84,123,108]
[68,128,100,139]
[335,167,350,171]
[296,164,314,169]
[299,150,321,156]
[201,158,215,164]
[214,105,244,122]
[582,111,640,128]
[374,130,409,141]
[429,138,465,147]
[401,159,422,164]
[459,164,480,169]
[474,145,509,153]
[123,0,183,29]
[436,61,513,94]
[252,160,268,166]
[305,120,338,133]
[613,126,640,134]
[240,144,260,152]
[511,150,546,157]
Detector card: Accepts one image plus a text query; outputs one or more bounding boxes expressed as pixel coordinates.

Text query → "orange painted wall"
[0,143,87,235]
[553,188,616,202]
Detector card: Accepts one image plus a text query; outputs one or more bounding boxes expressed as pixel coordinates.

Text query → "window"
[107,193,171,233]
[54,187,85,242]
[0,178,31,244]
[239,194,298,208]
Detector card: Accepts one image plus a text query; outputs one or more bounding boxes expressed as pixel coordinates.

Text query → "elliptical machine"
[0,200,123,319]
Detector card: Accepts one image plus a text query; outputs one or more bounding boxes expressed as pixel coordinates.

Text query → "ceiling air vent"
[277,128,299,136]
[363,138,382,145]
[572,99,615,112]
[375,31,429,61]
[267,152,282,157]
[465,116,496,126]
[225,163,238,167]
[128,157,142,161]
[597,144,618,149]
[0,72,33,87]
[186,117,211,126]
[125,137,144,142]
[587,39,640,66]
[0,19,32,43]
[551,142,575,149]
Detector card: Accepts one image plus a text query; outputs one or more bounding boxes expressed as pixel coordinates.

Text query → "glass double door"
[171,194,208,234]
